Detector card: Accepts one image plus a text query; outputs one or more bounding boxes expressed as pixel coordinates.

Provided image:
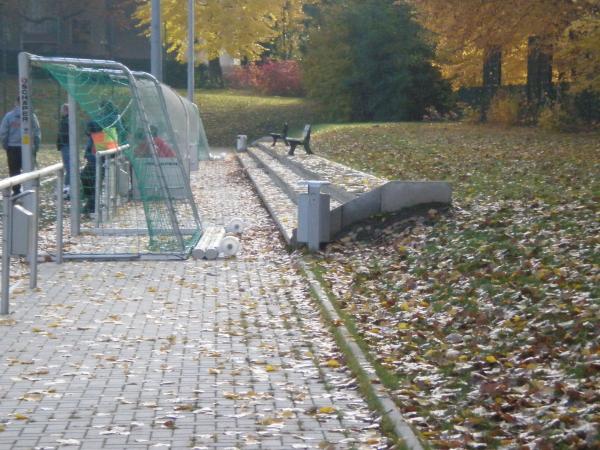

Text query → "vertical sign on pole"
[187,0,195,103]
[151,0,163,82]
[18,53,33,209]
[18,53,32,171]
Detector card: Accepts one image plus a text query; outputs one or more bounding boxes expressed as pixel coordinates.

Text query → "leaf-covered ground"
[310,123,600,449]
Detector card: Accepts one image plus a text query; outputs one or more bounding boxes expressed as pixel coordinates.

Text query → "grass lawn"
[195,89,325,147]
[309,122,600,448]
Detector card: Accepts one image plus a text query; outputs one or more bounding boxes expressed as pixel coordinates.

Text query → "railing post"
[95,158,101,228]
[104,156,110,222]
[29,179,39,289]
[56,168,64,264]
[0,163,63,312]
[112,156,118,215]
[1,189,12,314]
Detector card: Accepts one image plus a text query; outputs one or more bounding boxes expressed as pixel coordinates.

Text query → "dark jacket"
[57,115,69,149]
[83,121,102,164]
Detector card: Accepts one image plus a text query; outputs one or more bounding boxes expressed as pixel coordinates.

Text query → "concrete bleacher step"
[238,152,296,244]
[240,140,453,247]
[247,145,343,208]
[254,141,357,204]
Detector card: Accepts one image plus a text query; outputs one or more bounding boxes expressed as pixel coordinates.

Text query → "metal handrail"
[1,162,64,315]
[97,143,129,158]
[94,144,130,227]
[0,163,63,191]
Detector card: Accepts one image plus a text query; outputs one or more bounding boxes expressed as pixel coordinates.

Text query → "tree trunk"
[527,36,553,105]
[208,58,224,88]
[483,45,502,90]
[481,45,502,120]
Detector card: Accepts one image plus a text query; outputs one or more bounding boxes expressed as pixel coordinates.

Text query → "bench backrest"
[302,124,311,142]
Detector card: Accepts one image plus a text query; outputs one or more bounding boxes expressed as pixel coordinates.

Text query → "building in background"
[0,0,150,111]
[1,0,149,70]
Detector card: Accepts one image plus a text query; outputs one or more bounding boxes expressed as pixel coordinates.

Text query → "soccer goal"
[18,53,209,259]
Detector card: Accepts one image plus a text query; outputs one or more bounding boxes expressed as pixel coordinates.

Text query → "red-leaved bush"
[224,59,304,97]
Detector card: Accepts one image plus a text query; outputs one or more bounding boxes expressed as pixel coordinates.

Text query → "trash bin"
[297,181,331,251]
[11,204,33,256]
[236,135,248,152]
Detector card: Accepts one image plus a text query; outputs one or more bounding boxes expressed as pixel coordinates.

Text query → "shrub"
[538,102,582,132]
[255,60,304,96]
[487,92,522,126]
[223,60,304,97]
[456,102,481,124]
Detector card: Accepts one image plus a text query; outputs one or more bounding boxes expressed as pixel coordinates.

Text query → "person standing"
[0,96,41,195]
[56,103,70,197]
[80,120,119,215]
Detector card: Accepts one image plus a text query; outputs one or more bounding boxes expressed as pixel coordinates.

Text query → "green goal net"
[29,56,207,257]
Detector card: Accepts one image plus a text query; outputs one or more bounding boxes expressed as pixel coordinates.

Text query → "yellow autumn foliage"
[133,0,313,62]
[410,0,600,92]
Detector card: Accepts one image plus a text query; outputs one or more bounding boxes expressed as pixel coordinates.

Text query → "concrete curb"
[236,153,293,244]
[299,260,425,450]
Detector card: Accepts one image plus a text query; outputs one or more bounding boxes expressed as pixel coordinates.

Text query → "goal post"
[18,52,207,258]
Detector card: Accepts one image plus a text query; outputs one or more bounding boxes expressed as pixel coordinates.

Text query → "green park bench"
[287,124,313,156]
[269,123,289,147]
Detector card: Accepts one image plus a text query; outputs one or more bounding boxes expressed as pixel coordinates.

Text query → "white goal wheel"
[220,236,240,257]
[225,218,245,234]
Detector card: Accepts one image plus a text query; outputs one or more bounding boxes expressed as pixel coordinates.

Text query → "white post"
[187,0,195,103]
[18,53,34,211]
[68,92,80,235]
[151,0,163,81]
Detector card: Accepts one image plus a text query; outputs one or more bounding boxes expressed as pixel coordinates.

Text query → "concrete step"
[241,139,453,247]
[248,146,342,209]
[238,152,296,244]
[255,139,385,194]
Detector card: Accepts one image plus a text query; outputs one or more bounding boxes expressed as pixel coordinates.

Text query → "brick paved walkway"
[0,154,387,449]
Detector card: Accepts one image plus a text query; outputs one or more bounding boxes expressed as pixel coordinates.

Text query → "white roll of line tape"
[220,236,240,257]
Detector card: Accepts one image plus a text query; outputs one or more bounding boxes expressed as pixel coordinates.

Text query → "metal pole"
[56,169,64,264]
[18,53,34,212]
[187,0,195,102]
[112,157,118,215]
[151,0,163,81]
[1,10,7,113]
[1,189,12,314]
[68,92,80,235]
[29,180,39,289]
[95,158,101,228]
[104,156,110,222]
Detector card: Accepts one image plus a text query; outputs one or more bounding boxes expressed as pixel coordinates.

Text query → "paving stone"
[0,154,388,449]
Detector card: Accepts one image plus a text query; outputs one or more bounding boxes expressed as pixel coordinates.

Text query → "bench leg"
[283,138,289,147]
[272,136,278,146]
[305,142,313,154]
[288,143,297,156]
